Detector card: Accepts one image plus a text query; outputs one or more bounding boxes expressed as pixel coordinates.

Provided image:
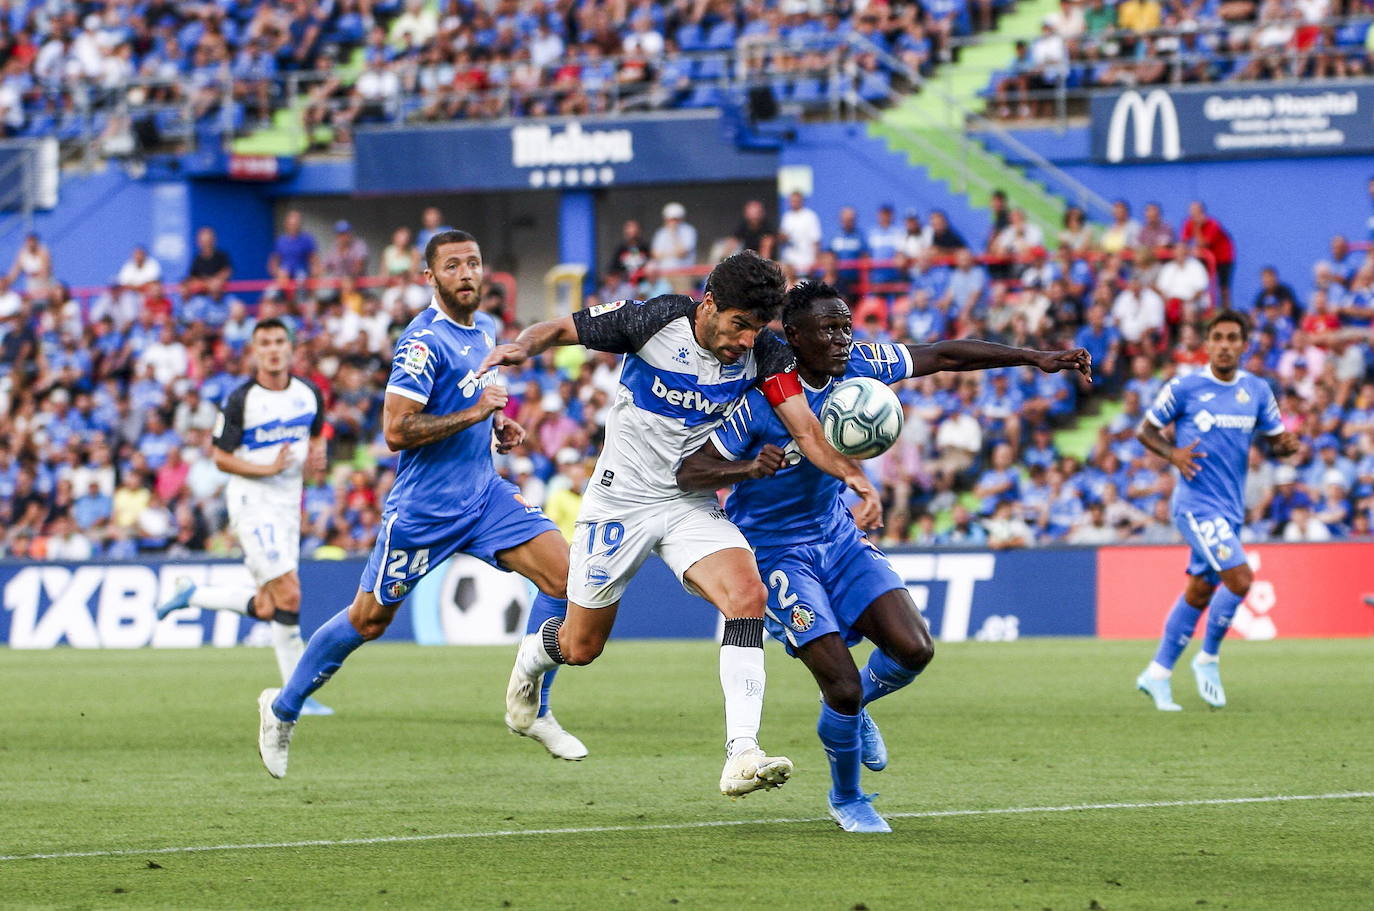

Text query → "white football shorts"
[566,493,752,609]
[230,504,301,587]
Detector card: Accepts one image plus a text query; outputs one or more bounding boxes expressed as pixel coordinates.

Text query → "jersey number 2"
[768,570,798,608]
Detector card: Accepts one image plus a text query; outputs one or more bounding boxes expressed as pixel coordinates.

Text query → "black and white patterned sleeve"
[571,294,696,354]
[754,329,798,380]
[211,381,250,453]
[301,377,326,437]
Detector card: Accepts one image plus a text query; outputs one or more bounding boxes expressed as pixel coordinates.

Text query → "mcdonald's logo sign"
[1105,89,1182,163]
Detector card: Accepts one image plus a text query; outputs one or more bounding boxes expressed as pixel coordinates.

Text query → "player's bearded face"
[428,241,484,311]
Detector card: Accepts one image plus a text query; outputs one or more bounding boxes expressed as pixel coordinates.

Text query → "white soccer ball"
[820,376,903,459]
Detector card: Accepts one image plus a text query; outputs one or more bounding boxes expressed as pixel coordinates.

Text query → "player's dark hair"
[424,229,479,269]
[1205,309,1250,341]
[781,280,847,328]
[252,317,293,341]
[704,250,785,323]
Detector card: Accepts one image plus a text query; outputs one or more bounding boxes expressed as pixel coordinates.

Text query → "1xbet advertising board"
[1091,83,1374,162]
[354,112,777,194]
[0,548,1099,648]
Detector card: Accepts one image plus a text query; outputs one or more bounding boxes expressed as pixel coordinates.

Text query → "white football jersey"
[212,376,324,511]
[571,295,794,505]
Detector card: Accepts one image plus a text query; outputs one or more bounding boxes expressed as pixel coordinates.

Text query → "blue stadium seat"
[675,24,704,52]
[790,76,829,106]
[705,21,736,50]
[682,84,725,108]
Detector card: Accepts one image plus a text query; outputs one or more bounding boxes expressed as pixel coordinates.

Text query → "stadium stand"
[3,181,1373,561]
[0,0,1030,159]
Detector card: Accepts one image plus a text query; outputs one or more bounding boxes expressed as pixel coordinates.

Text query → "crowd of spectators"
[989,0,1374,119]
[0,0,1030,155]
[3,189,1374,564]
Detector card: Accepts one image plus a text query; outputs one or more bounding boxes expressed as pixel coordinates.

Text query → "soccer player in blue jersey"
[484,253,884,798]
[1135,310,1298,711]
[676,281,1092,831]
[255,230,580,777]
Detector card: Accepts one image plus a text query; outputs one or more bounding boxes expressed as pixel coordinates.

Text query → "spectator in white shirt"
[651,201,698,271]
[1067,501,1120,544]
[138,324,190,387]
[985,499,1035,549]
[1112,274,1165,353]
[779,191,823,274]
[991,208,1045,259]
[116,245,162,291]
[1154,242,1210,314]
[529,21,566,69]
[622,14,664,56]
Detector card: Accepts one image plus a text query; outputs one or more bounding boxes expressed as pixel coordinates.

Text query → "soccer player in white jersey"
[481,251,883,797]
[252,230,577,778]
[1135,310,1298,710]
[157,318,334,716]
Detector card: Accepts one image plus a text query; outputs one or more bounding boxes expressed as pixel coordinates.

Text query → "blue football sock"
[526,592,567,718]
[1202,586,1246,656]
[817,703,863,803]
[273,608,364,722]
[1152,595,1204,671]
[861,649,921,707]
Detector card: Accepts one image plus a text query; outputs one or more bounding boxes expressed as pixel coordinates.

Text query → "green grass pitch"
[2,638,1371,910]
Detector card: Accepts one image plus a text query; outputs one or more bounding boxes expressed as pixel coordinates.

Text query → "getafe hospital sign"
[1091,83,1374,163]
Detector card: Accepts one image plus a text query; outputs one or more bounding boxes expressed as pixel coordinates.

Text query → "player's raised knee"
[1223,564,1254,596]
[892,637,935,674]
[349,596,396,641]
[559,633,604,666]
[821,675,863,716]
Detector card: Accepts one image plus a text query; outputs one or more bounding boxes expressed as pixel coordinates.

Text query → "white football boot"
[257,688,296,778]
[719,746,793,798]
[505,635,546,731]
[506,712,588,761]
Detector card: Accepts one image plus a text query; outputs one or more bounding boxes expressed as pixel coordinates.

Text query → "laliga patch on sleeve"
[212,412,225,437]
[587,299,628,317]
[401,339,431,377]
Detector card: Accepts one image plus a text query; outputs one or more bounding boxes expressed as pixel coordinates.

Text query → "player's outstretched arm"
[478,316,579,372]
[772,394,883,530]
[905,339,1093,381]
[676,441,787,492]
[384,386,508,451]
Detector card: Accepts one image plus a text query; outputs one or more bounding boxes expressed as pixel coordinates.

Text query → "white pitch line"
[2,791,1370,863]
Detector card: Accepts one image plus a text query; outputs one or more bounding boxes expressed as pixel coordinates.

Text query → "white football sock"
[1147,661,1172,680]
[720,644,766,751]
[516,628,559,678]
[188,585,257,615]
[1195,651,1219,665]
[271,620,306,684]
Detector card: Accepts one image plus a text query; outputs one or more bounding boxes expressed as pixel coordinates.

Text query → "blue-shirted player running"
[256,230,579,777]
[677,281,1092,831]
[1135,310,1298,711]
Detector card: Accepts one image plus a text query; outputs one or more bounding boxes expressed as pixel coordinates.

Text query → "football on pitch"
[820,376,903,459]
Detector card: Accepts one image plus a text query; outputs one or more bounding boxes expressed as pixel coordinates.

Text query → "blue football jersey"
[473,309,501,342]
[713,341,913,544]
[1145,367,1283,523]
[383,300,501,520]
